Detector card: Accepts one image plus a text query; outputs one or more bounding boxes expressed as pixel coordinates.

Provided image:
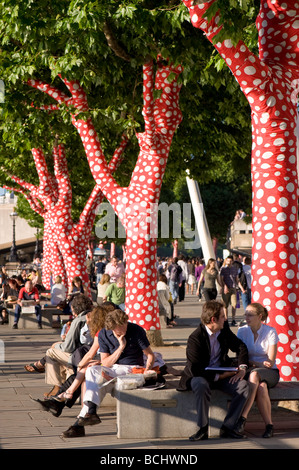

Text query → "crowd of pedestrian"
[2,246,280,442]
[155,252,252,328]
[0,250,252,331]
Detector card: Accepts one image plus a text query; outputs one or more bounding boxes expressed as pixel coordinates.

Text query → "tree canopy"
[0,0,256,241]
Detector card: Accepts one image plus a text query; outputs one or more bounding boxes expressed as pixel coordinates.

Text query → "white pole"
[186,176,215,262]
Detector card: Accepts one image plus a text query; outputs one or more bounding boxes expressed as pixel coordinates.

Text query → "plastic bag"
[115,374,145,390]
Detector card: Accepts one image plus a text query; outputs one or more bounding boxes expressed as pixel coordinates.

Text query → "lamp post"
[9,211,18,262]
[34,228,40,259]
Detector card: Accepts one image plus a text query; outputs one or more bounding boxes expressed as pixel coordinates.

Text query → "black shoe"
[262,424,274,438]
[38,323,42,329]
[61,425,85,438]
[189,425,208,441]
[236,416,247,433]
[30,396,64,417]
[231,320,237,327]
[12,323,18,329]
[220,425,246,439]
[77,413,101,426]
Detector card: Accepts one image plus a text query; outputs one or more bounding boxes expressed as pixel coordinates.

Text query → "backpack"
[238,266,247,290]
[169,264,182,282]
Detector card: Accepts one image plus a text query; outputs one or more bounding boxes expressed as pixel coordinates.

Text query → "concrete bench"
[114,377,299,439]
[7,305,58,329]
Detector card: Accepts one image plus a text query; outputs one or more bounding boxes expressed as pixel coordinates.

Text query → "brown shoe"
[61,425,85,438]
[77,413,101,426]
[43,385,60,398]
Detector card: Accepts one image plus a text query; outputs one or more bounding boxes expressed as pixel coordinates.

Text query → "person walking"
[238,257,252,311]
[167,257,182,304]
[220,256,239,326]
[196,258,221,302]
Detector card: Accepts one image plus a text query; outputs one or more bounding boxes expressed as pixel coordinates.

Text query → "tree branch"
[103,20,132,62]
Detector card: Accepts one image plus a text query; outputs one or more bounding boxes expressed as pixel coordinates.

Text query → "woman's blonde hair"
[249,303,268,322]
[100,274,110,285]
[88,306,108,337]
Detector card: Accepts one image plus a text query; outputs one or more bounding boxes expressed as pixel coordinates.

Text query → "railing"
[226,219,252,254]
[0,194,17,204]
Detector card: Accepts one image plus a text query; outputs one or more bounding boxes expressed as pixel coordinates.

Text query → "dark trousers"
[179,280,186,301]
[58,344,91,409]
[190,375,249,430]
[14,304,42,325]
[202,288,217,301]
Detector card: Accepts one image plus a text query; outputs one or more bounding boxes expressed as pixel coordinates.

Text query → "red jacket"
[18,287,39,301]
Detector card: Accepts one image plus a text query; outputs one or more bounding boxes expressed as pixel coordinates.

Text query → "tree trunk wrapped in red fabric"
[28,58,182,342]
[182,0,299,380]
[5,139,126,294]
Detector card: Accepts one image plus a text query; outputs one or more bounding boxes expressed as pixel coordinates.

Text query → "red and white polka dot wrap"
[27,58,183,332]
[5,138,127,296]
[183,0,299,380]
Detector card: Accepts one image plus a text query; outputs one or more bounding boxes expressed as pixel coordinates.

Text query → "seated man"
[177,300,249,441]
[13,280,42,329]
[62,308,155,438]
[103,275,125,311]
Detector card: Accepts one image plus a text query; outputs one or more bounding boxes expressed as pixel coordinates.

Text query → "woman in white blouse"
[236,303,279,438]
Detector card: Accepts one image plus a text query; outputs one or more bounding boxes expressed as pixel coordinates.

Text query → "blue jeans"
[169,280,179,302]
[241,289,251,311]
[14,304,42,325]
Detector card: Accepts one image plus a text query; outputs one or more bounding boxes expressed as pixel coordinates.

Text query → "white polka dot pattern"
[27,58,183,331]
[5,138,128,295]
[183,0,299,381]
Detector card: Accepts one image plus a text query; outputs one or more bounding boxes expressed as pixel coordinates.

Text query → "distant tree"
[4,138,127,292]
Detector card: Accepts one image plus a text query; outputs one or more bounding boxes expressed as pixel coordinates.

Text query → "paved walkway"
[1,294,299,457]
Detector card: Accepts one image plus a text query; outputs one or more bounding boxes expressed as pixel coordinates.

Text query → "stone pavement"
[0,294,299,459]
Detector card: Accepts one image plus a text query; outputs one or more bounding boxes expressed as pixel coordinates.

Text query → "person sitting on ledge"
[236,303,280,438]
[61,308,155,438]
[177,300,249,441]
[13,279,42,329]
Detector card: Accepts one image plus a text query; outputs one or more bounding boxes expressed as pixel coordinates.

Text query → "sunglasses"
[244,310,258,317]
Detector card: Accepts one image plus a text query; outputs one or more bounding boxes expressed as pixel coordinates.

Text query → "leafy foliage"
[0,0,255,242]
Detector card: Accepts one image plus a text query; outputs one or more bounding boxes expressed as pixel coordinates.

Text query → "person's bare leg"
[54,368,87,401]
[241,372,259,419]
[256,382,272,425]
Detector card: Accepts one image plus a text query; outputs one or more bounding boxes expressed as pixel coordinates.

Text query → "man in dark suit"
[177,300,249,441]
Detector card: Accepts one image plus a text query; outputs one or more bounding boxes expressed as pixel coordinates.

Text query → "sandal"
[52,390,73,402]
[43,385,60,398]
[24,363,45,374]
